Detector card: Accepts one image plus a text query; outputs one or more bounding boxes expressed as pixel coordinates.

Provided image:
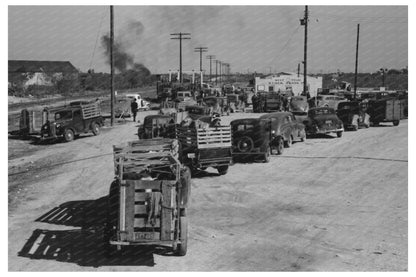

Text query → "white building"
[255,72,322,97]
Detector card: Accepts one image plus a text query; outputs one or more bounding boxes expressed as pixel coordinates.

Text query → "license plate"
[134,232,154,240]
[325,120,332,124]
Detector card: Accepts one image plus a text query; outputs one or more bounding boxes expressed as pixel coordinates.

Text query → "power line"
[88,6,108,70]
[274,25,300,62]
[309,13,407,24]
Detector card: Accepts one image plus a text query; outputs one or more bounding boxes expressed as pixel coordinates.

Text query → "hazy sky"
[8,5,408,74]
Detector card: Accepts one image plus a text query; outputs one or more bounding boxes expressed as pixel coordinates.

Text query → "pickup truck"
[40,102,104,142]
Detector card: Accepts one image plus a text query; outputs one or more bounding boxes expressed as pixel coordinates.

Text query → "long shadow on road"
[18,196,175,268]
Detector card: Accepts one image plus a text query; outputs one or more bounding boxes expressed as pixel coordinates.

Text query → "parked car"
[175,91,197,111]
[290,95,309,114]
[231,112,306,163]
[304,107,344,137]
[316,94,345,110]
[138,114,176,139]
[185,105,212,120]
[336,101,370,131]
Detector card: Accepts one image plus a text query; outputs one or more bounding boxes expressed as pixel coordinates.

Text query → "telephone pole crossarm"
[195,47,208,72]
[170,32,191,83]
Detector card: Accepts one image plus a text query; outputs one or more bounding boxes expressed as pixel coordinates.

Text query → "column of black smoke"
[101,20,150,75]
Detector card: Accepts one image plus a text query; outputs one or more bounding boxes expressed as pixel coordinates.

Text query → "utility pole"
[215,60,219,85]
[206,55,215,83]
[110,5,115,126]
[354,23,360,99]
[170,32,191,83]
[194,47,208,72]
[219,61,222,83]
[300,5,308,97]
[297,63,300,77]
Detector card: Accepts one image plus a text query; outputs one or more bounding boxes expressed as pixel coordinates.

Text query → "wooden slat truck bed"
[177,126,232,149]
[108,138,189,256]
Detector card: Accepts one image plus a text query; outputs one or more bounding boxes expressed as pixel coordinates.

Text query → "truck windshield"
[55,110,73,121]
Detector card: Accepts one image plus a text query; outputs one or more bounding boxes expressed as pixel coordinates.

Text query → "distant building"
[254,72,322,97]
[8,60,78,88]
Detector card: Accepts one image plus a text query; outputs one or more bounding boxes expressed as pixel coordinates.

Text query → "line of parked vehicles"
[9,85,407,257]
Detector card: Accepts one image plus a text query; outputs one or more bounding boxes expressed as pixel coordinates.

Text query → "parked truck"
[105,138,191,256]
[367,98,401,126]
[40,102,103,142]
[176,124,233,175]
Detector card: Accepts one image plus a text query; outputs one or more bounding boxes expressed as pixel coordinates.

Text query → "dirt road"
[8,112,408,271]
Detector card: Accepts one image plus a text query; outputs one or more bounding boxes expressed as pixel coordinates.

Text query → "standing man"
[131,98,138,122]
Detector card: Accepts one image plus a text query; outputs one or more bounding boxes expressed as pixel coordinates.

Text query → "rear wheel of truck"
[337,131,343,138]
[277,137,284,155]
[64,129,75,142]
[217,165,229,175]
[92,122,100,135]
[104,180,120,257]
[263,146,271,163]
[393,120,400,126]
[176,216,188,256]
[284,136,292,148]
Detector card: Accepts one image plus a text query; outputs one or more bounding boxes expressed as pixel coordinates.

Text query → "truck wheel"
[104,180,120,257]
[337,131,343,138]
[277,138,284,155]
[92,122,100,135]
[176,216,188,256]
[64,129,75,142]
[217,165,229,175]
[179,167,191,208]
[263,146,271,163]
[393,120,400,126]
[284,136,292,148]
[300,130,306,142]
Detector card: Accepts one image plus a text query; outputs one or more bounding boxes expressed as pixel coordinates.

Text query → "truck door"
[72,109,84,133]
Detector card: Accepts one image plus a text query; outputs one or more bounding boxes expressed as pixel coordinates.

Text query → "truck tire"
[337,131,343,138]
[64,129,75,142]
[176,216,188,256]
[179,166,191,208]
[300,129,306,142]
[393,120,400,126]
[104,180,120,257]
[284,135,292,148]
[263,145,271,163]
[217,165,229,175]
[277,137,284,155]
[91,122,100,135]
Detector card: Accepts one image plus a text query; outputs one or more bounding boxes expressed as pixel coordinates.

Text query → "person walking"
[131,98,138,122]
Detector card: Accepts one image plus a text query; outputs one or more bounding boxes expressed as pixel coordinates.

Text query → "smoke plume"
[101,20,148,73]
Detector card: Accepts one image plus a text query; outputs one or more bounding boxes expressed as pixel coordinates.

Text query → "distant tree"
[387,69,401,75]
